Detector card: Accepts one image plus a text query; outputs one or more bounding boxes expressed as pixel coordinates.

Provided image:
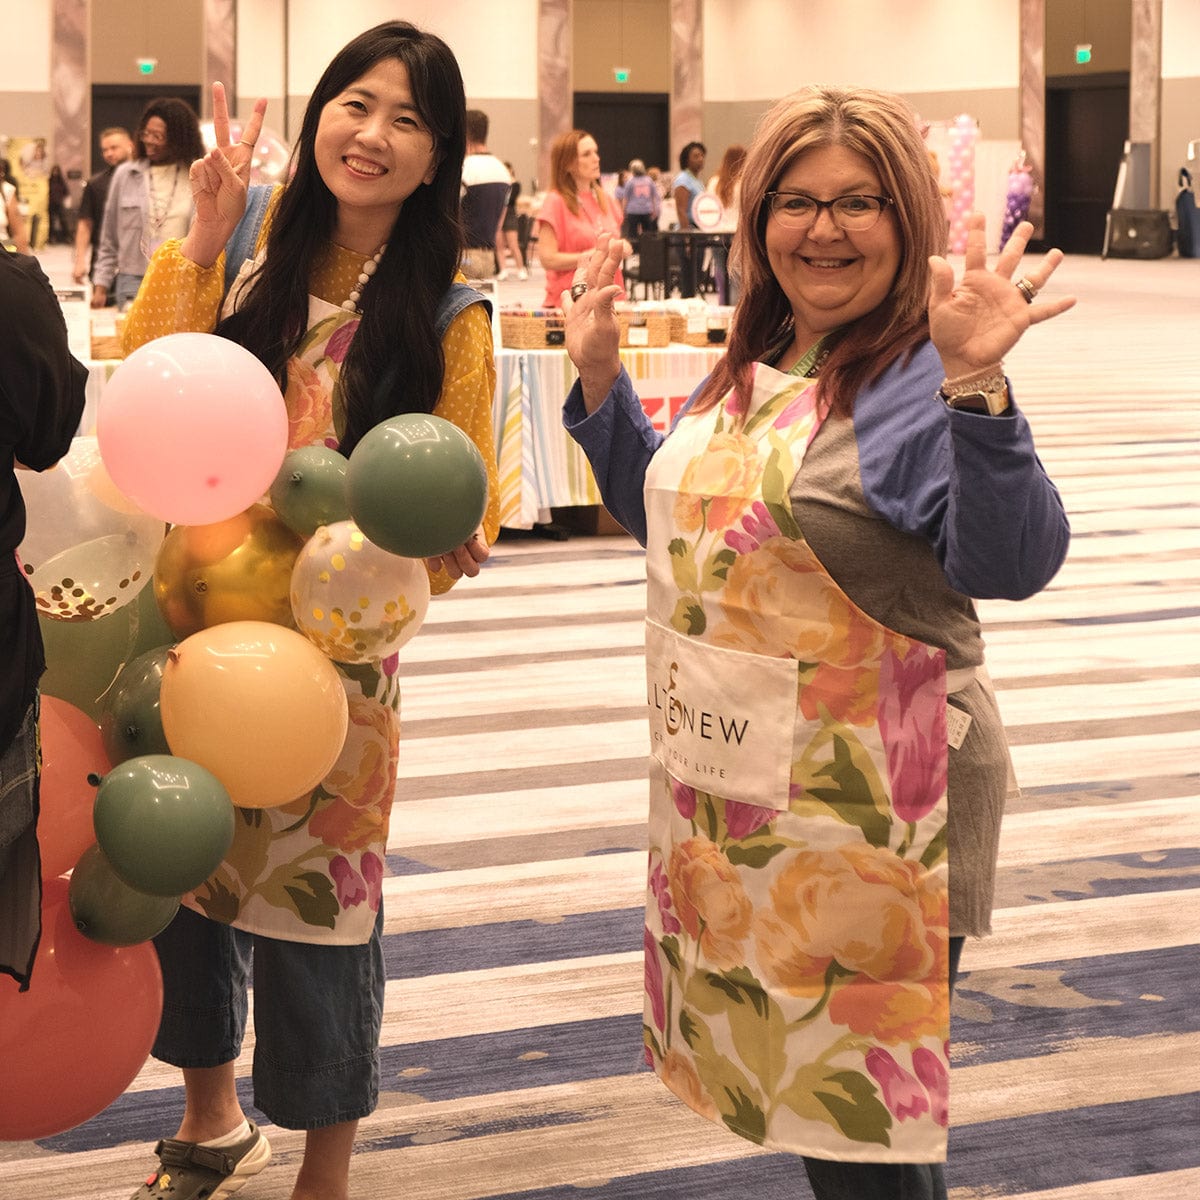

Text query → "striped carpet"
[3,253,1199,1198]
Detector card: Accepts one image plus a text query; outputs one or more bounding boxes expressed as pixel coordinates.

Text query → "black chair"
[628,231,668,300]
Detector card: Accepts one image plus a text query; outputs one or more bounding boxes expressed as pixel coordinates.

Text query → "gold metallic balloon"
[154,504,304,638]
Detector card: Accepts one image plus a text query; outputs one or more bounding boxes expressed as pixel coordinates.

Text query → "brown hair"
[548,129,612,219]
[695,86,946,417]
[713,144,747,208]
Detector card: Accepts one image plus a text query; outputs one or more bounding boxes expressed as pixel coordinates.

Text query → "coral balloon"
[39,696,110,880]
[269,445,351,538]
[160,622,349,809]
[17,436,164,621]
[97,332,288,526]
[0,877,162,1140]
[153,503,303,638]
[345,414,488,558]
[98,646,172,764]
[93,755,235,895]
[69,843,180,946]
[290,520,431,663]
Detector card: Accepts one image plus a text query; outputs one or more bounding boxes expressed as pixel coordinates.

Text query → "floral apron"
[642,361,951,1162]
[183,280,400,945]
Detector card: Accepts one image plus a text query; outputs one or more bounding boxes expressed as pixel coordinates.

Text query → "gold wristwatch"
[939,367,1010,416]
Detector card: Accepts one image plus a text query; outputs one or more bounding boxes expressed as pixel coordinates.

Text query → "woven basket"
[668,311,731,347]
[617,311,670,348]
[500,311,567,349]
[90,316,126,360]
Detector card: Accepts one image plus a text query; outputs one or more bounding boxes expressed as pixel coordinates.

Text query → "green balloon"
[98,647,172,765]
[127,574,177,660]
[68,843,180,946]
[345,414,488,558]
[269,445,351,538]
[38,604,136,719]
[93,755,235,896]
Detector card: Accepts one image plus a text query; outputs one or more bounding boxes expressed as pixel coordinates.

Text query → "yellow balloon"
[160,621,349,809]
[290,521,431,664]
[154,504,304,638]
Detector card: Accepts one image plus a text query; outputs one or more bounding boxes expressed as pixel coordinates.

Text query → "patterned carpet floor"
[2,253,1198,1198]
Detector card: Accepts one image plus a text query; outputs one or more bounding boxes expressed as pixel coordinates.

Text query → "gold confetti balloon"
[154,503,304,639]
[17,437,165,622]
[290,520,431,664]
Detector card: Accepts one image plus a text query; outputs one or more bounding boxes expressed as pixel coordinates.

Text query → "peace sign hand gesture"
[182,82,268,268]
[928,214,1075,381]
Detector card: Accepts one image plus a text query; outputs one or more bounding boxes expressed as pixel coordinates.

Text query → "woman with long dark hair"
[122,22,498,1200]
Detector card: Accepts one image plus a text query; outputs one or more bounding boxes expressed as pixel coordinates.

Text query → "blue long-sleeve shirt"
[563,340,1069,602]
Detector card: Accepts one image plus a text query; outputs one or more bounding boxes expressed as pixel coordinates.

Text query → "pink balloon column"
[1000,154,1036,249]
[946,114,979,254]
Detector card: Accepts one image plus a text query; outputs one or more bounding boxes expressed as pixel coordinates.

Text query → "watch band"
[940,387,1010,416]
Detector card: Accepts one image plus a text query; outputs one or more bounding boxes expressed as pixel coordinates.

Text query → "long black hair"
[216,21,467,454]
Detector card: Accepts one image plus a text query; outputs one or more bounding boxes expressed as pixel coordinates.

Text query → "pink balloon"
[98,333,288,526]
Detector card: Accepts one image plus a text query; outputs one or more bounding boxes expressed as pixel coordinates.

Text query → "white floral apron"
[184,281,400,945]
[642,360,951,1162]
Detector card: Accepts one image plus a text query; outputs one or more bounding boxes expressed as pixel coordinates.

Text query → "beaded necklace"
[340,242,388,313]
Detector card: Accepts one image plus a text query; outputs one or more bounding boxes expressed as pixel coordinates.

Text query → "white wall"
[703,0,1019,100]
[283,0,539,100]
[0,0,51,92]
[1163,0,1200,79]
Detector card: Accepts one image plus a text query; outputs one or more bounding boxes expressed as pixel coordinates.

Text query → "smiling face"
[314,57,439,247]
[140,117,169,163]
[765,143,901,348]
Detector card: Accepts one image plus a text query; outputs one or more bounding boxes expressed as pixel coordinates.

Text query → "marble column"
[51,0,87,188]
[670,0,702,155]
[1019,0,1046,237]
[204,0,237,118]
[538,0,571,191]
[1130,0,1163,206]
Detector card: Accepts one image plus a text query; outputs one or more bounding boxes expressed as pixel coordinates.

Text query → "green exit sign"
[136,57,158,75]
[613,67,630,84]
[1075,43,1092,65]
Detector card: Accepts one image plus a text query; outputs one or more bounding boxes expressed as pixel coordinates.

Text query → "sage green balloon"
[37,605,135,719]
[345,414,488,558]
[68,843,180,946]
[269,445,351,538]
[93,755,235,896]
[98,647,172,765]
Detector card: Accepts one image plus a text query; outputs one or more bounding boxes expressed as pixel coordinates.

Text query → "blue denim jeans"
[113,272,143,310]
[801,936,966,1200]
[151,902,385,1129]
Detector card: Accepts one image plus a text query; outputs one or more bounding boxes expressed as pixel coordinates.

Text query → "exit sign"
[1075,43,1092,65]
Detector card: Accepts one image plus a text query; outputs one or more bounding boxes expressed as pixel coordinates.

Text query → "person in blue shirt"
[672,140,707,297]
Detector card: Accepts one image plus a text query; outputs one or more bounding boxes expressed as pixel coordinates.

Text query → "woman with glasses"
[561,87,1073,1199]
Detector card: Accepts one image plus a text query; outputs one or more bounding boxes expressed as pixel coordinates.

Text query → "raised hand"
[563,232,630,413]
[928,214,1075,379]
[183,82,268,266]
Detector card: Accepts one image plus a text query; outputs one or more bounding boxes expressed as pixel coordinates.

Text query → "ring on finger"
[570,281,589,300]
[1014,276,1038,304]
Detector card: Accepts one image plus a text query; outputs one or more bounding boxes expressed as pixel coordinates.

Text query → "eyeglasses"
[764,191,894,231]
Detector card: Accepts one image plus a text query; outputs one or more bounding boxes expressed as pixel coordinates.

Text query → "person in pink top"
[536,129,623,307]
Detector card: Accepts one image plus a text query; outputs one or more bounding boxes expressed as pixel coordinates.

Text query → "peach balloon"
[159,621,348,809]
